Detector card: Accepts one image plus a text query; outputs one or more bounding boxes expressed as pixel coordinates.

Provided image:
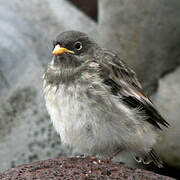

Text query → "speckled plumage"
[43,31,169,167]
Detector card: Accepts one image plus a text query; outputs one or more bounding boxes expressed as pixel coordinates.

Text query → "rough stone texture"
[99,0,180,92]
[0,0,180,175]
[0,157,174,180]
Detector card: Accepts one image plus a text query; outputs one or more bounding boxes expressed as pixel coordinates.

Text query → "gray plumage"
[43,31,169,167]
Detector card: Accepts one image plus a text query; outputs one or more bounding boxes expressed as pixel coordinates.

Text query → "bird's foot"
[106,149,123,162]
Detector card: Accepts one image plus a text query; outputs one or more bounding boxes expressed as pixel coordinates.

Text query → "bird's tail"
[134,149,163,168]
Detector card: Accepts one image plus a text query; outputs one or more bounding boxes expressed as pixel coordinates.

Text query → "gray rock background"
[0,0,180,173]
[99,0,180,92]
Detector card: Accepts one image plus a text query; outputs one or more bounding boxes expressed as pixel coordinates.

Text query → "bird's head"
[44,31,100,85]
[51,31,98,68]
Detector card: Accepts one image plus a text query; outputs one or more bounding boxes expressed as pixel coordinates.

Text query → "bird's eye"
[74,41,82,50]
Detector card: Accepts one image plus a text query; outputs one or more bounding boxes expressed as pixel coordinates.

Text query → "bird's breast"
[43,81,123,154]
[43,81,97,150]
[43,80,157,155]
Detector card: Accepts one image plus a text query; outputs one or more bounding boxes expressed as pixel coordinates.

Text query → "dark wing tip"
[122,95,169,130]
[149,149,164,168]
[143,101,170,130]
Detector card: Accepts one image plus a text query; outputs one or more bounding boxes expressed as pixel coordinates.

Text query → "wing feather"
[99,50,169,129]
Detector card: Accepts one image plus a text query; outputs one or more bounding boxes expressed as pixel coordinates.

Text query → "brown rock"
[0,157,174,180]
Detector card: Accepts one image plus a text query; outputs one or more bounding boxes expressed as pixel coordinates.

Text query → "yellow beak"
[52,44,74,56]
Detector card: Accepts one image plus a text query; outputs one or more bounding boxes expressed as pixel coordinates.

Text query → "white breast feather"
[43,80,157,155]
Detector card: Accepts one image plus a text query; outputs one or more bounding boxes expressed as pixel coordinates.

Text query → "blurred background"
[0,0,180,178]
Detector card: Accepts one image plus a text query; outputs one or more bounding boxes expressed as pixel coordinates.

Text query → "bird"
[43,30,169,168]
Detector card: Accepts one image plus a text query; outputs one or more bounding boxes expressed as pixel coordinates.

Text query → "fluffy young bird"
[43,31,169,167]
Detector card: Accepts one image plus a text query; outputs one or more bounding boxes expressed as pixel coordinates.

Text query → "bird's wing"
[99,50,169,129]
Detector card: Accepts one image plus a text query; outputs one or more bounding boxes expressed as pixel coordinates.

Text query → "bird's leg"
[106,148,123,161]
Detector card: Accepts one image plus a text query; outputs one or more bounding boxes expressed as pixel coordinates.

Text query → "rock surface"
[99,0,180,92]
[152,66,180,168]
[0,157,174,180]
[0,0,180,174]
